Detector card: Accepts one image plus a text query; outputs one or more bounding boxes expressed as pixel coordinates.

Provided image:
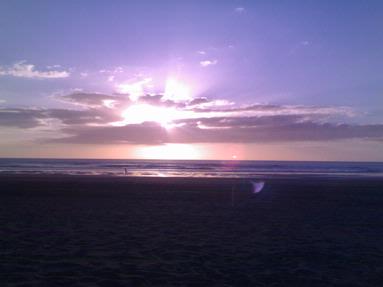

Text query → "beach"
[1,175,383,286]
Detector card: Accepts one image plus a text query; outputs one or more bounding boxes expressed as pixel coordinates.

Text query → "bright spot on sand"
[136,144,202,160]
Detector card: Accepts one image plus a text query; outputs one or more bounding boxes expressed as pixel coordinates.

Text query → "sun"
[163,77,192,102]
[113,77,195,129]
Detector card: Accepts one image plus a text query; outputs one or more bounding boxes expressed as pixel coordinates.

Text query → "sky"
[0,0,382,161]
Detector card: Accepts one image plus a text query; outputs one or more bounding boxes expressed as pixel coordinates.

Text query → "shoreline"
[1,172,383,180]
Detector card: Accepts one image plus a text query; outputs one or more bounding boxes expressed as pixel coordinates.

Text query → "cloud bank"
[1,90,383,145]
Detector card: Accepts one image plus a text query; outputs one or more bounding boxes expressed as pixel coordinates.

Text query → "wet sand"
[1,175,383,286]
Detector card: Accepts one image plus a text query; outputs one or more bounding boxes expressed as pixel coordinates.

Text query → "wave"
[0,159,382,178]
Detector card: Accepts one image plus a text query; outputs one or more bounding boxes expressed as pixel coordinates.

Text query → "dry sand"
[1,175,383,286]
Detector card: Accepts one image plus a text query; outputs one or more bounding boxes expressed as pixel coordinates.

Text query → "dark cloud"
[0,108,46,128]
[188,97,210,106]
[60,92,127,108]
[169,119,383,143]
[0,107,122,128]
[47,109,120,125]
[62,92,186,109]
[190,104,352,117]
[49,115,383,144]
[175,115,304,128]
[52,122,168,144]
[3,92,382,145]
[138,94,183,108]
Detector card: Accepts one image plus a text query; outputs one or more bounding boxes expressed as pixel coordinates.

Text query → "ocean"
[0,158,382,178]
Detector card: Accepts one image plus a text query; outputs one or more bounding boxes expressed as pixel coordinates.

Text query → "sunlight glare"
[117,78,152,101]
[135,144,202,160]
[120,104,174,128]
[164,77,192,102]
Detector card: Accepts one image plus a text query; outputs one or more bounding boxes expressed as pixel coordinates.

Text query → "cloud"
[170,119,383,143]
[60,91,185,110]
[58,92,128,109]
[116,78,153,101]
[0,61,70,79]
[47,115,383,144]
[137,94,183,108]
[2,88,383,146]
[200,60,218,67]
[98,66,124,76]
[289,40,311,55]
[189,103,354,120]
[52,122,168,144]
[0,106,120,129]
[234,7,245,13]
[0,108,46,128]
[188,97,210,106]
[169,115,383,143]
[47,108,120,125]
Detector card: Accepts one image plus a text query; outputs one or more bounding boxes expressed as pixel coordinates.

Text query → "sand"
[1,175,383,286]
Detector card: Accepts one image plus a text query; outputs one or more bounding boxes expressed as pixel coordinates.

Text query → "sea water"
[0,158,382,178]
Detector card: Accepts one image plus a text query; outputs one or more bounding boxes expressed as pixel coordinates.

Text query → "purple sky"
[0,1,382,160]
